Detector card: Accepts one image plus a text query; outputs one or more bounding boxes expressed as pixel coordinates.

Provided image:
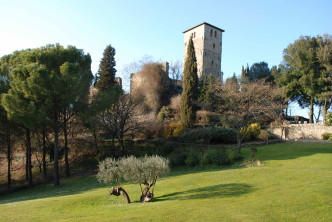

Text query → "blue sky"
[1,0,331,118]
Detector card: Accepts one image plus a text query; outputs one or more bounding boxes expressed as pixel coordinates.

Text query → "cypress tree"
[96,44,117,92]
[181,37,198,128]
[246,63,250,77]
[241,65,246,78]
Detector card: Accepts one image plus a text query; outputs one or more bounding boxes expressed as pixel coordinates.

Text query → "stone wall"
[269,124,332,140]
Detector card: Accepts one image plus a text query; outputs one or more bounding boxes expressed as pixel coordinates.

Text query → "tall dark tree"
[241,65,246,78]
[246,63,250,77]
[96,44,117,92]
[181,37,198,128]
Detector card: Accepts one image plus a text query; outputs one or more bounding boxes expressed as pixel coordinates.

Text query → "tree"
[0,58,17,189]
[97,155,170,203]
[278,35,331,123]
[1,44,93,186]
[241,65,246,78]
[249,61,272,82]
[131,63,170,114]
[181,37,198,128]
[99,95,141,152]
[95,44,117,92]
[317,34,332,123]
[213,80,284,154]
[1,50,51,188]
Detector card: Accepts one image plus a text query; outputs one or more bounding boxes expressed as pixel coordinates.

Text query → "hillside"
[0,142,331,222]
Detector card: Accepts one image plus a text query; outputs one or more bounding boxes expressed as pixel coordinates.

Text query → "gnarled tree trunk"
[109,187,130,204]
[140,181,155,202]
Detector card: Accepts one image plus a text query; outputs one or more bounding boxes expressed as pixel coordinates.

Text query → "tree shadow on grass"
[0,175,110,205]
[241,141,332,162]
[155,183,254,202]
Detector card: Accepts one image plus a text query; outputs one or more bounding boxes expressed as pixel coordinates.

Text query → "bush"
[180,127,237,144]
[322,132,332,140]
[325,113,332,126]
[164,122,185,137]
[140,122,164,140]
[203,148,229,165]
[242,123,261,141]
[157,106,172,122]
[185,152,200,167]
[258,129,271,141]
[228,150,244,162]
[168,150,187,167]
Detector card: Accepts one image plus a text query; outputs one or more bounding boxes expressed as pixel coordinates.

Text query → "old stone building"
[183,22,225,80]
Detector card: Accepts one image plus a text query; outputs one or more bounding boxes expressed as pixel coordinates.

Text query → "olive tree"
[96,158,131,203]
[97,155,170,203]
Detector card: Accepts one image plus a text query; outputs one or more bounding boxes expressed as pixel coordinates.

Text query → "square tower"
[183,22,225,80]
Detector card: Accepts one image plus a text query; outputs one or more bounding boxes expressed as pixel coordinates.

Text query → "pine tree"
[1,45,93,186]
[96,44,117,92]
[181,37,198,128]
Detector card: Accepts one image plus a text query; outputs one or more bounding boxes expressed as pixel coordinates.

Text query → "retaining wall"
[269,124,332,140]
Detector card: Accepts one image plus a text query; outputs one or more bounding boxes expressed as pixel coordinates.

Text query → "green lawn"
[0,142,331,222]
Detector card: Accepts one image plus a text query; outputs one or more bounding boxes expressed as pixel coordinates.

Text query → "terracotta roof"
[183,22,225,33]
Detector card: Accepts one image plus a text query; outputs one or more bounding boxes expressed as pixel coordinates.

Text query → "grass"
[0,142,331,222]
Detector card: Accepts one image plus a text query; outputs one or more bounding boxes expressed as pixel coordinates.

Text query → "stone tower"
[183,22,224,80]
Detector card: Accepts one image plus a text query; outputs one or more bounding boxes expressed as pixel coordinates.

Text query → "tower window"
[214,31,217,38]
[210,29,212,37]
[211,60,214,65]
[213,43,215,49]
[194,32,196,38]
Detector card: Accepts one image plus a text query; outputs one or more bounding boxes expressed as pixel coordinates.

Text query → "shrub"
[322,132,332,140]
[325,112,332,126]
[180,127,237,144]
[140,122,164,139]
[228,150,244,162]
[258,129,271,141]
[203,148,229,165]
[185,152,200,167]
[170,95,181,113]
[242,123,261,141]
[164,122,185,137]
[168,150,187,166]
[157,106,172,122]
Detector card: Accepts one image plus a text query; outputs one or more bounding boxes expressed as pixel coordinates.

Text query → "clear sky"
[1,0,331,117]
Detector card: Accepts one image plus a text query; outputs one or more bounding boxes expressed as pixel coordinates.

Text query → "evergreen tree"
[96,44,117,92]
[249,61,271,82]
[181,37,198,128]
[246,63,250,77]
[241,65,246,78]
[278,35,330,123]
[1,44,93,186]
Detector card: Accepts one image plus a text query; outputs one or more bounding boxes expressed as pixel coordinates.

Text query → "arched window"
[214,31,217,38]
[213,43,215,49]
[210,29,213,37]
